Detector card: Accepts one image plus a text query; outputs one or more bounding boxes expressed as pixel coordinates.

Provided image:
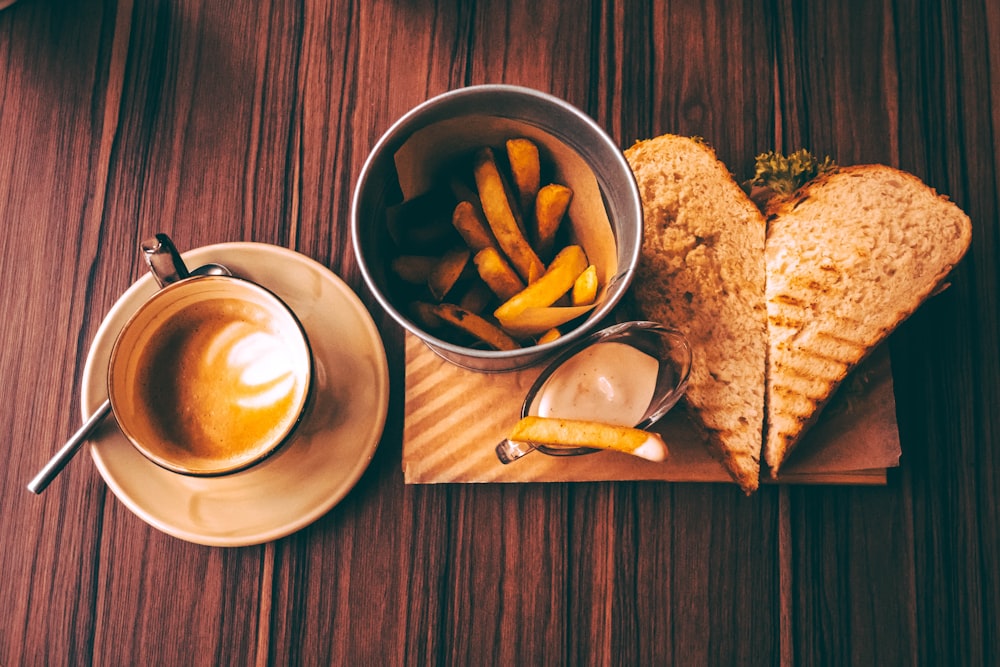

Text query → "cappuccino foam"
[135,297,306,469]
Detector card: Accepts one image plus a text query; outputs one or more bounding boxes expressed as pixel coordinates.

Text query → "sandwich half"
[763,164,973,474]
[626,135,768,493]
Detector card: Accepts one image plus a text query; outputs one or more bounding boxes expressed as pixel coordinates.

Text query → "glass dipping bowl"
[496,320,692,463]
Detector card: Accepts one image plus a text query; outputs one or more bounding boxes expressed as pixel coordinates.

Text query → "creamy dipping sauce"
[532,341,659,425]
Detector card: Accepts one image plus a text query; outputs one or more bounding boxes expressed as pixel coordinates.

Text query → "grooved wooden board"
[402,333,901,486]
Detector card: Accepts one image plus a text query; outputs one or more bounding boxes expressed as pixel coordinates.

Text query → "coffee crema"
[134,297,307,470]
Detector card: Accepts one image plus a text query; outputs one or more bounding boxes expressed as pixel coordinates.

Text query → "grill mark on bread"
[764,164,972,475]
[772,383,823,405]
[772,330,868,358]
[771,354,849,387]
[788,275,841,294]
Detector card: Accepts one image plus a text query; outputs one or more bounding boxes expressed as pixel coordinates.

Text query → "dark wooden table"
[2,0,997,664]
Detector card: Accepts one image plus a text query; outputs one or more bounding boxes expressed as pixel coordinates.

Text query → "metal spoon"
[26,255,232,494]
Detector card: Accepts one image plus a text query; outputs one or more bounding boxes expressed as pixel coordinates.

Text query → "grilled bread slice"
[764,164,972,474]
[626,135,767,493]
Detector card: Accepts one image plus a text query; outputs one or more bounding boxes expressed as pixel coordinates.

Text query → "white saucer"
[81,242,390,547]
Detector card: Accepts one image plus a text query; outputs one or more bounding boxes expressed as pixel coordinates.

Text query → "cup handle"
[495,438,536,464]
[141,233,191,287]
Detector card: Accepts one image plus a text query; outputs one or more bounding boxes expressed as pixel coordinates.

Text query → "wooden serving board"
[401,333,901,487]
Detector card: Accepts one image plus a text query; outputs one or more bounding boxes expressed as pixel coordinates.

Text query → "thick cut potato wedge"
[473,247,525,301]
[473,147,545,283]
[506,138,541,214]
[427,247,471,301]
[508,416,668,462]
[447,176,489,221]
[537,328,562,344]
[457,280,494,314]
[431,303,520,351]
[571,264,599,306]
[494,244,588,324]
[495,305,595,338]
[451,200,497,252]
[391,255,437,284]
[385,188,458,251]
[534,183,573,259]
[409,301,444,329]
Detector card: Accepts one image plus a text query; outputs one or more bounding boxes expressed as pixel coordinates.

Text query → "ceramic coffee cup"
[107,235,313,476]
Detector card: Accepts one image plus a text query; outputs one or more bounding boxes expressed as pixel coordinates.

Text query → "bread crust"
[626,135,768,493]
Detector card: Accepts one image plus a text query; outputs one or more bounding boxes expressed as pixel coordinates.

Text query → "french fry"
[447,175,494,234]
[496,305,595,338]
[494,244,588,324]
[571,264,599,306]
[473,147,544,283]
[506,138,541,214]
[537,328,562,345]
[534,183,573,259]
[457,280,494,314]
[452,200,497,252]
[448,174,480,205]
[386,188,458,251]
[428,247,471,301]
[391,255,437,284]
[527,261,543,285]
[473,247,525,301]
[508,416,668,462]
[409,301,445,329]
[431,303,520,351]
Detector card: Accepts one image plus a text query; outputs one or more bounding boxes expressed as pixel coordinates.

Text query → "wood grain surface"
[1,0,997,665]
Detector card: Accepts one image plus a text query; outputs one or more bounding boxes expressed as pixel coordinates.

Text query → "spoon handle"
[141,233,191,287]
[27,399,111,494]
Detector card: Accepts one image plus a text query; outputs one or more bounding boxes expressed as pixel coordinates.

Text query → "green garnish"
[746,149,837,195]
